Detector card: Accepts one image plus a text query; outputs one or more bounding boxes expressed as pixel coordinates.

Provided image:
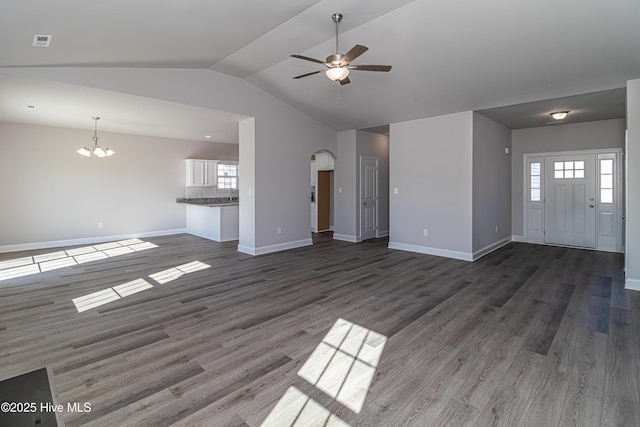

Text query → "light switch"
[338,187,343,193]
[393,188,399,195]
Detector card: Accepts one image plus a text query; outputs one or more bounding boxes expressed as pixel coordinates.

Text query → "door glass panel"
[599,159,614,204]
[554,159,585,179]
[530,162,541,201]
[601,189,613,204]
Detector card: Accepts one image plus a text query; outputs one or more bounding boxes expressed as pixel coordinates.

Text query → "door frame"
[523,148,623,252]
[359,155,379,240]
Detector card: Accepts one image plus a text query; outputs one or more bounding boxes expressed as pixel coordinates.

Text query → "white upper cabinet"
[315,152,334,170]
[186,159,218,187]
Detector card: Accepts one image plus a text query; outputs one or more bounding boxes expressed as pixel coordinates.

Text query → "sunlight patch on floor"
[0,238,158,282]
[260,386,350,427]
[298,318,386,414]
[149,261,210,285]
[72,260,210,312]
[262,318,386,426]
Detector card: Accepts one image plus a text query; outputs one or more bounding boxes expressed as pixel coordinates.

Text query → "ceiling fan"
[291,12,392,85]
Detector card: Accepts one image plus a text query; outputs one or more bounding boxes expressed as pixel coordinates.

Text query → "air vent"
[32,35,52,47]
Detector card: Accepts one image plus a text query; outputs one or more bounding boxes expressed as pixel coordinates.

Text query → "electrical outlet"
[277,226,282,235]
[98,222,104,229]
[423,228,428,237]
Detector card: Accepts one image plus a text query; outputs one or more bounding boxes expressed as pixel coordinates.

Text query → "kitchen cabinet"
[186,204,239,242]
[315,152,334,170]
[186,159,218,187]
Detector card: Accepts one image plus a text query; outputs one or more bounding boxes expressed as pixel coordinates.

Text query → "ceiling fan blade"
[293,70,323,79]
[349,65,392,72]
[291,54,327,65]
[341,44,368,65]
[339,76,351,85]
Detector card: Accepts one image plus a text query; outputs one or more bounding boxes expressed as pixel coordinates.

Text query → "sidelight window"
[530,162,541,201]
[600,159,614,204]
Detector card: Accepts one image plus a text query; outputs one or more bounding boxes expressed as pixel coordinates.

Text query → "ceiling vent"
[32,35,52,48]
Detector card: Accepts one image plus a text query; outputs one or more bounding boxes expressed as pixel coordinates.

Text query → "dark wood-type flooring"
[0,234,639,426]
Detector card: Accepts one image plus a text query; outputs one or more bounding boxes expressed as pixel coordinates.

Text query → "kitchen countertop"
[176,197,239,207]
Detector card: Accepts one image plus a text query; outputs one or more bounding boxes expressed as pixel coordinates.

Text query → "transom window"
[217,164,238,189]
[600,159,614,204]
[530,162,541,202]
[554,160,584,179]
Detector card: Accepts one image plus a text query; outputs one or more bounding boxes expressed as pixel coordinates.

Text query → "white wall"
[472,113,512,255]
[334,130,358,241]
[626,79,640,290]
[389,112,474,260]
[0,121,234,251]
[3,68,337,255]
[511,119,626,238]
[238,118,256,252]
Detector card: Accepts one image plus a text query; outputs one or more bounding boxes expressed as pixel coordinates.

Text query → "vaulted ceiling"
[1,0,639,141]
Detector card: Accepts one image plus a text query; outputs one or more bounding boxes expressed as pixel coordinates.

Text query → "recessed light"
[27,105,36,109]
[205,135,211,139]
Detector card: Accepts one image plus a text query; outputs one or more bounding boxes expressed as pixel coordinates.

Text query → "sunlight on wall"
[261,318,387,426]
[72,260,211,313]
[0,238,157,282]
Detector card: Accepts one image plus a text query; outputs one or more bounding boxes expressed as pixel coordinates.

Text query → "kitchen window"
[217,163,238,189]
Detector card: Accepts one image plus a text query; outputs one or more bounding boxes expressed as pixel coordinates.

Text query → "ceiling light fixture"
[77,117,114,158]
[550,111,569,121]
[326,67,350,81]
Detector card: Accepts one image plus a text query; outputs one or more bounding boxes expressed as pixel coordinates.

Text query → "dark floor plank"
[0,234,637,426]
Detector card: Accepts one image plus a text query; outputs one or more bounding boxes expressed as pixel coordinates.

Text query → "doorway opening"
[311,150,335,243]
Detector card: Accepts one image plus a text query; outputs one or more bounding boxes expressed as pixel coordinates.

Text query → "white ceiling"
[1,0,639,140]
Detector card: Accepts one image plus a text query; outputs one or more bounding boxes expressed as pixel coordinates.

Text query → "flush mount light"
[550,111,569,121]
[77,117,115,158]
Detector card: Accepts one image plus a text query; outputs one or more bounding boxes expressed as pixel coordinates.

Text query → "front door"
[544,154,596,248]
[360,156,378,240]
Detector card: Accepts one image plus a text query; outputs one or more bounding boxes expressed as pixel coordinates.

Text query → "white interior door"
[544,154,596,248]
[360,156,378,240]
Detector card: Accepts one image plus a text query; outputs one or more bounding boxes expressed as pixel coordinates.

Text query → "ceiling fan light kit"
[291,12,391,85]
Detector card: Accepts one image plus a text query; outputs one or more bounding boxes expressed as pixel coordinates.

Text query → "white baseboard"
[0,228,187,253]
[472,237,512,261]
[625,278,640,292]
[333,234,361,243]
[388,241,473,261]
[238,238,313,256]
[511,234,525,242]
